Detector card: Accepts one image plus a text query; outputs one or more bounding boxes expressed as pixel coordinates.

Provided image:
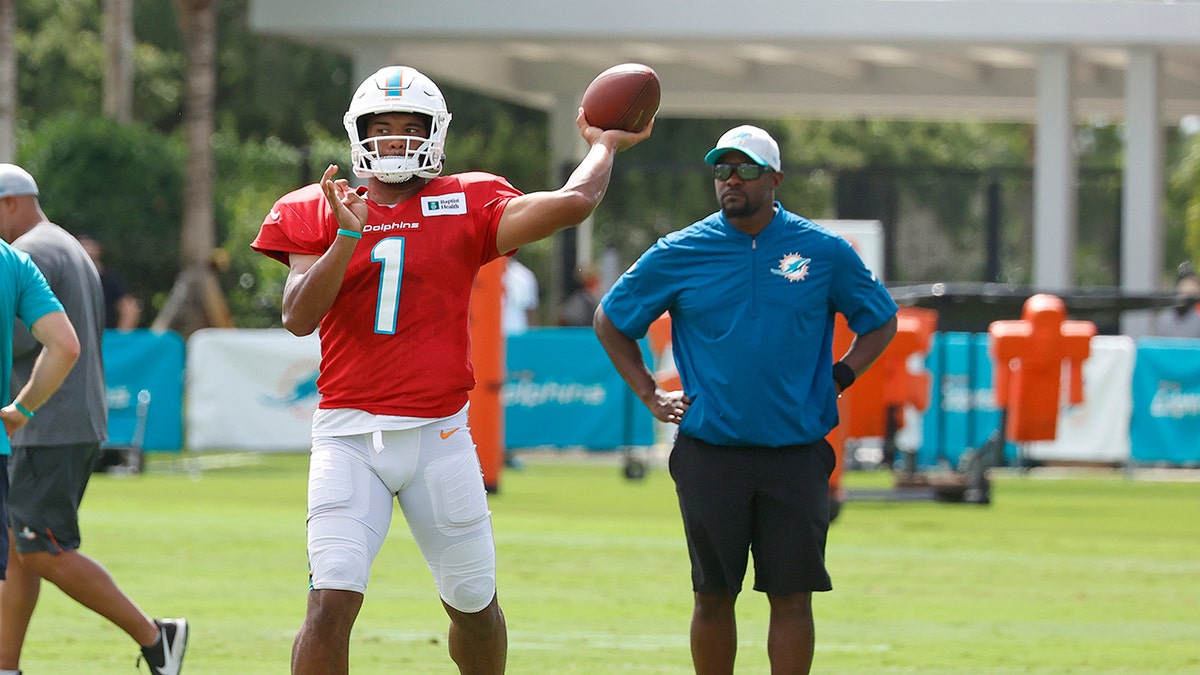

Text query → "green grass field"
[17,452,1200,674]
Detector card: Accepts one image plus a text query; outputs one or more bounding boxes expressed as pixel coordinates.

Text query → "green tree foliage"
[16,113,184,314]
[12,0,1200,327]
[132,0,353,143]
[12,0,357,326]
[14,0,183,128]
[13,0,352,142]
[14,0,106,118]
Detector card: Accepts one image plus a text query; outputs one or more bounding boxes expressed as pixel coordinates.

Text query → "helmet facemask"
[344,66,453,183]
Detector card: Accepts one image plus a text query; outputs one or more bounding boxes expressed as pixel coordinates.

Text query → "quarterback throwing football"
[251,65,651,674]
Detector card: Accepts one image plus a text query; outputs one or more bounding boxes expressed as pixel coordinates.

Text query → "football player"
[251,65,651,675]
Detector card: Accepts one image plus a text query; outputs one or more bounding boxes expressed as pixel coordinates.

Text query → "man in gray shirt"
[0,163,188,675]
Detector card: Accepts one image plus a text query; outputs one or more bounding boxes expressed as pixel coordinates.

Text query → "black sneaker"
[137,618,188,675]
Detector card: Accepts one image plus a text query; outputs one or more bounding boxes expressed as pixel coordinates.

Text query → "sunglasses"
[712,163,772,181]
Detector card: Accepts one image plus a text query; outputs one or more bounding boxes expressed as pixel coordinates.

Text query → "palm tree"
[152,0,232,335]
[0,0,16,162]
[103,0,134,123]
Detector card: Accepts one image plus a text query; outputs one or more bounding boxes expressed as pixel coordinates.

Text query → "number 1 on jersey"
[372,237,405,334]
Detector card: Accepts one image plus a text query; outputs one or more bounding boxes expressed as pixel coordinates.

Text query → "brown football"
[580,63,661,133]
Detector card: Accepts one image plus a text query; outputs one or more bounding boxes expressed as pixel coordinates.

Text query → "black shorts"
[669,434,836,596]
[7,442,100,555]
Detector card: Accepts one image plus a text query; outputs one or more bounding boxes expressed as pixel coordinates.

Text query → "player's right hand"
[321,164,368,234]
[577,109,654,152]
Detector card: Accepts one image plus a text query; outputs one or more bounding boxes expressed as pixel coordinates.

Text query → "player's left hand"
[320,164,368,234]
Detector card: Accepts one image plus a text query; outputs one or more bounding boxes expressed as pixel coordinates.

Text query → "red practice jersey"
[251,172,521,417]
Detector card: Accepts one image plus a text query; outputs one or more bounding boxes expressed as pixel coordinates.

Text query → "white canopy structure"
[248,0,1200,335]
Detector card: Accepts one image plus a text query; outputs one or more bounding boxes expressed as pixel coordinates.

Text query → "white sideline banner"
[1024,335,1135,463]
[186,328,321,451]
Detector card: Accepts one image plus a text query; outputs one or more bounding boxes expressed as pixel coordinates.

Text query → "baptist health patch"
[421,192,467,216]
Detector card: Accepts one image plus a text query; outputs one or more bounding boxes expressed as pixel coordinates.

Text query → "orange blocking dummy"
[469,257,506,492]
[647,313,680,391]
[988,294,1096,442]
[827,305,936,503]
[838,306,938,439]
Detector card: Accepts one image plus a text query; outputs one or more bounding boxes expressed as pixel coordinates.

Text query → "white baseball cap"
[704,125,781,172]
[0,164,39,199]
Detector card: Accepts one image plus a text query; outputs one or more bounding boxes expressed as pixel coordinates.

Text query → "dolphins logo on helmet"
[343,66,452,183]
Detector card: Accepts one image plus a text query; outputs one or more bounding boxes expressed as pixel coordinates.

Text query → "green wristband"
[336,228,362,240]
[13,402,34,419]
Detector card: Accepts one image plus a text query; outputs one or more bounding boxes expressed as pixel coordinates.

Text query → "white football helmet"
[343,66,452,183]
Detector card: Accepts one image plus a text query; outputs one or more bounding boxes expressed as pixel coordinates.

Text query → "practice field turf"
[18,452,1200,674]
